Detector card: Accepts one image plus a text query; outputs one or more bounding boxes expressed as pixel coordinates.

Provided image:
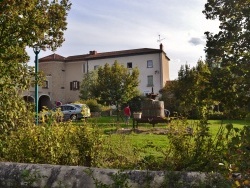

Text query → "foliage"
[221,124,250,187]
[1,123,103,167]
[92,61,140,106]
[163,119,228,172]
[39,106,64,125]
[78,99,104,112]
[1,117,250,187]
[203,0,250,117]
[159,80,178,113]
[160,60,213,119]
[161,1,250,119]
[0,0,71,132]
[127,95,147,113]
[207,111,226,120]
[79,70,98,100]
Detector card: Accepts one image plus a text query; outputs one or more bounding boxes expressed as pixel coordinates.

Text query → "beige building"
[23,44,170,110]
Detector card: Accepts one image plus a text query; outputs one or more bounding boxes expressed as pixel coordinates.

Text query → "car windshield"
[72,104,82,108]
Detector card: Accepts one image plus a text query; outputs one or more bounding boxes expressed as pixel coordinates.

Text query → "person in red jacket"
[123,104,131,126]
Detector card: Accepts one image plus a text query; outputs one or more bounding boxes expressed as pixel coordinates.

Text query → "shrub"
[127,95,147,113]
[162,119,228,172]
[222,124,250,187]
[245,113,250,121]
[77,99,103,112]
[1,122,103,167]
[208,111,226,120]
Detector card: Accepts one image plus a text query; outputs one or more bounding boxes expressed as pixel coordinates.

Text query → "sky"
[27,0,220,80]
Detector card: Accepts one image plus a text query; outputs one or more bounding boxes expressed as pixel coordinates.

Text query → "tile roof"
[39,46,170,63]
[39,54,65,62]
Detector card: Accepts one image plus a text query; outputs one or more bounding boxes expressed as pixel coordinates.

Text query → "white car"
[55,103,90,121]
[71,103,91,118]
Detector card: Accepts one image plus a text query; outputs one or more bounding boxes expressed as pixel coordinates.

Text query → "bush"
[1,122,103,167]
[162,119,228,172]
[227,108,249,119]
[245,113,250,121]
[127,95,147,113]
[208,111,226,120]
[222,124,250,187]
[77,99,103,112]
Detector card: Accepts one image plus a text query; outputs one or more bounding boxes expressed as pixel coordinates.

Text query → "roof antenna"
[157,34,165,43]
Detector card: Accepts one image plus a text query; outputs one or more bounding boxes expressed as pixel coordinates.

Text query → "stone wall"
[0,162,222,188]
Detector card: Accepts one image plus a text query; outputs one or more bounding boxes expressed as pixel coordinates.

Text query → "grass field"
[82,116,250,141]
[84,116,249,132]
[78,116,250,163]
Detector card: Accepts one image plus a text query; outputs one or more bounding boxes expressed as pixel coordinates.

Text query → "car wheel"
[70,114,77,121]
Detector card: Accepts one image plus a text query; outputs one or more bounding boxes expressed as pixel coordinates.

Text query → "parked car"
[71,103,91,118]
[40,103,91,122]
[54,103,90,121]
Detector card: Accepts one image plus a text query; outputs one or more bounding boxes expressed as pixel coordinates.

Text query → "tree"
[93,61,140,117]
[79,70,98,100]
[203,0,250,117]
[160,60,212,119]
[0,0,71,132]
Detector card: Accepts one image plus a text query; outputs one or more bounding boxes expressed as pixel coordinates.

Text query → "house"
[23,44,170,110]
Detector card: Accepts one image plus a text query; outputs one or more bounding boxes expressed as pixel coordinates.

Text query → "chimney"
[89,50,97,55]
[160,43,163,51]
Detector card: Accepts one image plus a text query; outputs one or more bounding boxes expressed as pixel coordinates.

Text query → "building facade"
[23,44,170,109]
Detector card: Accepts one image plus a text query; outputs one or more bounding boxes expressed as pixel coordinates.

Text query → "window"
[94,65,99,70]
[147,60,153,68]
[70,81,80,90]
[147,75,153,87]
[127,62,132,68]
[61,105,75,111]
[42,80,49,89]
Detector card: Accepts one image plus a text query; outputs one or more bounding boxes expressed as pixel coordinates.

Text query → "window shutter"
[70,82,73,90]
[77,81,80,90]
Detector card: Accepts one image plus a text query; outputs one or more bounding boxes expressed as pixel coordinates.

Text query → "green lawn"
[84,116,249,131]
[82,116,249,139]
[80,116,250,163]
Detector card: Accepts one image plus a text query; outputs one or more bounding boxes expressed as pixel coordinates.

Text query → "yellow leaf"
[235,180,241,187]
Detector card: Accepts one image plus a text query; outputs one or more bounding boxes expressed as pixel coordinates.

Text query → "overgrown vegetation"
[0,115,250,187]
[1,122,103,167]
